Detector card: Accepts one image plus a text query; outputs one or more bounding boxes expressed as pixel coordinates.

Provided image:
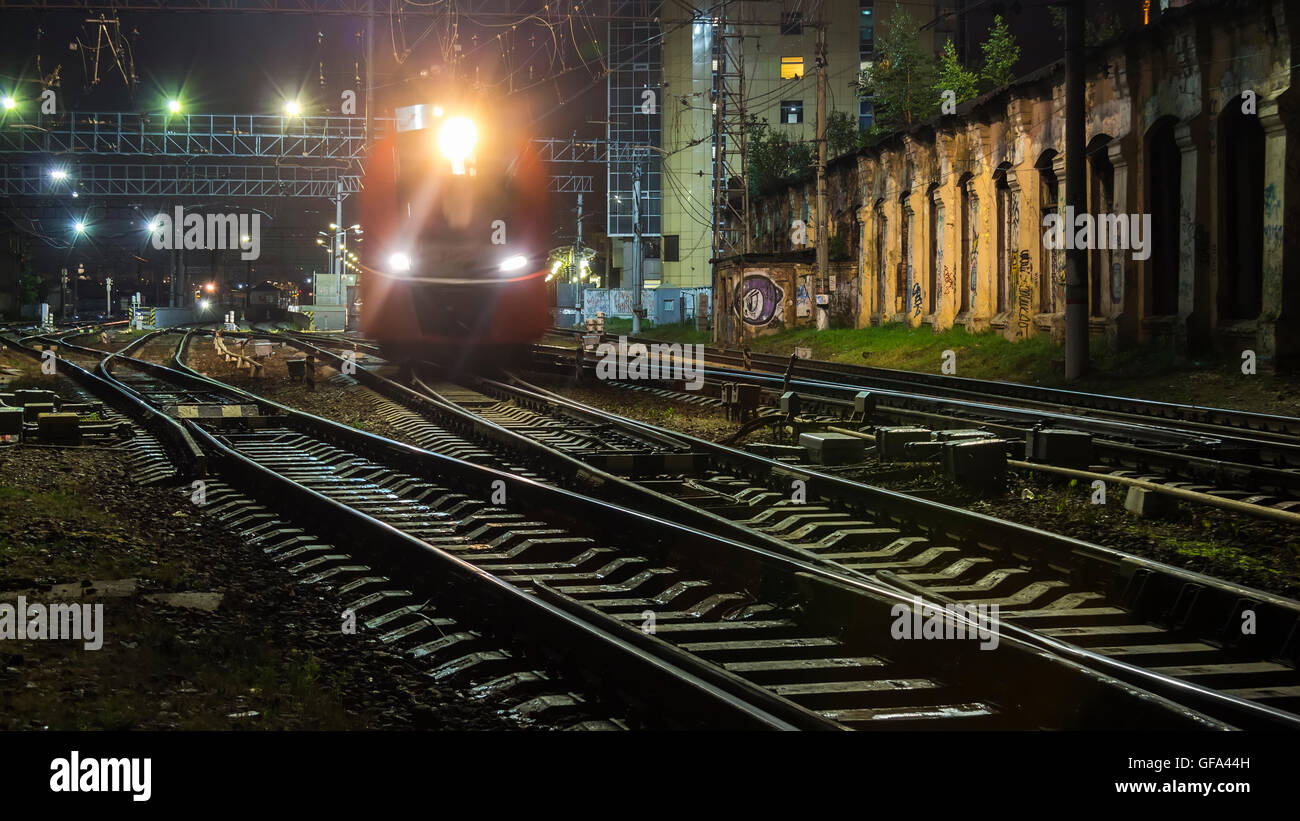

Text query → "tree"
[979,14,1021,91]
[1047,5,1125,47]
[746,117,814,196]
[934,39,979,109]
[826,110,862,158]
[857,6,938,134]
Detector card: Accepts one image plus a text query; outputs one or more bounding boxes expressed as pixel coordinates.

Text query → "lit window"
[781,100,804,124]
[780,57,804,80]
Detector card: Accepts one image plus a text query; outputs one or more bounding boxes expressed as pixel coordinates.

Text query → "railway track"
[3,328,1250,730]
[264,333,1300,729]
[536,334,1300,520]
[548,326,1300,441]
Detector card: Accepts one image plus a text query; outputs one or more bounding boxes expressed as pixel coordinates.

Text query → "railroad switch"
[941,440,1008,486]
[876,427,932,460]
[798,431,868,465]
[36,412,81,445]
[1025,428,1093,468]
[22,402,55,422]
[0,406,22,437]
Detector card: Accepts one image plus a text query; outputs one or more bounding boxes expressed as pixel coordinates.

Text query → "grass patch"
[742,324,1067,382]
[591,317,711,346]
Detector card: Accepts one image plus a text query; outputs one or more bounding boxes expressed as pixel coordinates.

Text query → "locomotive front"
[361,89,552,363]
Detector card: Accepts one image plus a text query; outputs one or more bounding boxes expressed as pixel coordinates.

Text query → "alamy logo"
[594,336,705,390]
[890,596,999,650]
[1042,206,1152,261]
[0,596,103,650]
[149,206,261,260]
[50,751,151,802]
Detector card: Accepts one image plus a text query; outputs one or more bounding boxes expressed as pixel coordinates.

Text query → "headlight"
[499,254,528,273]
[387,252,412,273]
[437,117,477,174]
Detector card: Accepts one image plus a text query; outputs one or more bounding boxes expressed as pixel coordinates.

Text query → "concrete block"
[1025,428,1093,467]
[942,440,1007,484]
[853,391,876,417]
[779,391,801,416]
[36,412,81,444]
[799,431,868,465]
[1124,486,1178,519]
[876,427,932,460]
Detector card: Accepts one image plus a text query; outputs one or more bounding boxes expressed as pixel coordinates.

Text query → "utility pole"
[1063,0,1088,379]
[573,191,585,303]
[814,3,830,331]
[105,276,113,318]
[632,161,643,333]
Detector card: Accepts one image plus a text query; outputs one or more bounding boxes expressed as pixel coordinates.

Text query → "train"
[360,79,553,366]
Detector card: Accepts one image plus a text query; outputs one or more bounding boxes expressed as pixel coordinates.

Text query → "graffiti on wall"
[1016,249,1034,337]
[735,271,785,326]
[796,278,811,318]
[584,289,611,316]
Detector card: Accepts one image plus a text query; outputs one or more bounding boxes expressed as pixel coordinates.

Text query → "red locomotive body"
[361,86,552,364]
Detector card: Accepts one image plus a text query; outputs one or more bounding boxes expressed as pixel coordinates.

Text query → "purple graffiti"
[736,273,784,326]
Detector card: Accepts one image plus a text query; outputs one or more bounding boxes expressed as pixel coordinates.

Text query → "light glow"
[437,117,478,174]
[387,252,412,273]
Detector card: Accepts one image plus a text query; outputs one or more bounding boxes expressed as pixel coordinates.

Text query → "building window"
[663,234,679,262]
[781,100,804,124]
[859,2,875,62]
[858,99,874,131]
[780,57,804,79]
[781,11,803,35]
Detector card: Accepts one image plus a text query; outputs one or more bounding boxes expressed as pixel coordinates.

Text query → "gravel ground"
[184,339,408,440]
[0,399,522,730]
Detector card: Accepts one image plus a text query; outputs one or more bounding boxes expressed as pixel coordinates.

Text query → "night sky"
[0,2,1129,291]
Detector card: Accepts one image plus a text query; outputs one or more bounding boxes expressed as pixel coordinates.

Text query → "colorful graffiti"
[736,271,785,326]
[795,278,811,318]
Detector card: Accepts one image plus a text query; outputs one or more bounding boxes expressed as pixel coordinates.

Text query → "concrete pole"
[1063,0,1089,379]
[814,9,830,331]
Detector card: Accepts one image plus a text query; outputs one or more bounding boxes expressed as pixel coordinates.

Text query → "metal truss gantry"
[0,0,615,18]
[0,113,374,160]
[2,163,360,198]
[534,137,654,165]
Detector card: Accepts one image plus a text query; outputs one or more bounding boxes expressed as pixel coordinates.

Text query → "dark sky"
[0,2,1137,284]
[0,7,609,284]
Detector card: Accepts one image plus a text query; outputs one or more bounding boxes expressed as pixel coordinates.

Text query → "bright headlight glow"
[387,252,412,273]
[499,255,528,272]
[437,117,477,174]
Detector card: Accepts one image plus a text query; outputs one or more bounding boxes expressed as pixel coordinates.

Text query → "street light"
[1,96,14,111]
[49,169,68,181]
[284,99,301,116]
[168,99,182,114]
[73,221,86,234]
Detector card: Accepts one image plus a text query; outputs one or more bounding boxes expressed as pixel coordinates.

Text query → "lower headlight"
[499,254,528,273]
[387,252,412,273]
